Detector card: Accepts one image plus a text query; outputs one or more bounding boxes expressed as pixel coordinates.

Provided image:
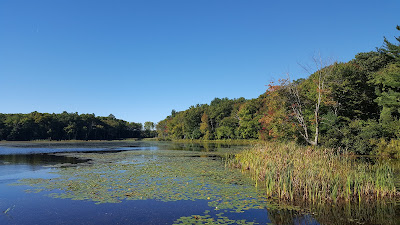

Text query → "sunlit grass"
[228,142,399,203]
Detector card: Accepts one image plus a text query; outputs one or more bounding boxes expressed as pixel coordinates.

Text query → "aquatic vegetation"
[14,150,275,222]
[3,205,14,215]
[173,211,257,225]
[229,142,399,203]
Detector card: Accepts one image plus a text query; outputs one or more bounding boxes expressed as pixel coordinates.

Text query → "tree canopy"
[0,111,154,141]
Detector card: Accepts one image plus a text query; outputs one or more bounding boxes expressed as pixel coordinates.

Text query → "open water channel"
[0,141,398,224]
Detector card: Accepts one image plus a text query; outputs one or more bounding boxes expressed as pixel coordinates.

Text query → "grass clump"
[228,142,398,203]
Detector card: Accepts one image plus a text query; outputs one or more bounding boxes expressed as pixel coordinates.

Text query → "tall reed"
[228,142,398,202]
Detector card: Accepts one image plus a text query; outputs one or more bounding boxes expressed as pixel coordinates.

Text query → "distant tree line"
[156,26,400,157]
[0,111,156,141]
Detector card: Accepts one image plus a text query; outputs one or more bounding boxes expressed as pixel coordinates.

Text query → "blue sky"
[0,0,399,125]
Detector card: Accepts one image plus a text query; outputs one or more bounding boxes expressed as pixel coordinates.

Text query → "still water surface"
[0,141,398,224]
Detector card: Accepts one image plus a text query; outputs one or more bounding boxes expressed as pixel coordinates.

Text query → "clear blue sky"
[0,0,399,125]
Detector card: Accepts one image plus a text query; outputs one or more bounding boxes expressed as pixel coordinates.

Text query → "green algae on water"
[173,211,257,225]
[15,150,270,212]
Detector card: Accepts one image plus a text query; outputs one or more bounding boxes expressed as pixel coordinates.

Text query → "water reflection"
[267,210,319,225]
[0,154,84,184]
[265,199,400,225]
[309,201,400,225]
[0,154,85,166]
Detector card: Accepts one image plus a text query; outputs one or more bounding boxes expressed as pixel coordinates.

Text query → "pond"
[0,141,399,224]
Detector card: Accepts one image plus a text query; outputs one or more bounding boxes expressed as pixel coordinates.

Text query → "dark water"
[0,141,397,225]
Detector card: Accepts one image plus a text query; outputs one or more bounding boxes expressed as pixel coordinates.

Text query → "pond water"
[0,141,398,225]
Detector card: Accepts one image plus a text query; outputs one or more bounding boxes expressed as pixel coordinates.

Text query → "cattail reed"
[228,142,398,203]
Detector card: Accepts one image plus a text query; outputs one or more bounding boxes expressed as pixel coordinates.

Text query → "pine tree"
[380,25,400,61]
[374,25,400,138]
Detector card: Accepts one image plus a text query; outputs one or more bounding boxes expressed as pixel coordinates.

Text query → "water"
[0,141,397,224]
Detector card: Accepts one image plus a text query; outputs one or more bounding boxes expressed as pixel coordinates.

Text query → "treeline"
[156,26,400,157]
[0,111,156,141]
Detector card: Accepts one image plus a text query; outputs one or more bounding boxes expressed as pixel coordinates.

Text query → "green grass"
[228,142,399,203]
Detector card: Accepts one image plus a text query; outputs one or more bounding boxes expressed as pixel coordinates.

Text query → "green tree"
[156,119,169,139]
[259,83,293,141]
[144,121,155,131]
[183,105,204,139]
[199,112,211,140]
[209,98,234,132]
[143,121,157,138]
[328,62,378,120]
[215,116,239,139]
[238,98,262,139]
[379,25,400,61]
[373,26,400,139]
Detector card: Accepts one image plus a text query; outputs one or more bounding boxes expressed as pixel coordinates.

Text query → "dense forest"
[156,26,400,157]
[0,111,156,141]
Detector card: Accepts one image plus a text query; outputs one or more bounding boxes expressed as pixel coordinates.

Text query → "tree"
[209,98,234,132]
[199,112,211,140]
[286,56,336,146]
[373,26,400,139]
[143,121,157,138]
[108,114,116,120]
[238,98,262,139]
[373,64,400,117]
[379,25,400,62]
[215,117,239,139]
[144,121,155,131]
[329,62,379,120]
[259,83,293,141]
[64,122,78,140]
[183,105,204,139]
[0,114,6,140]
[156,119,169,139]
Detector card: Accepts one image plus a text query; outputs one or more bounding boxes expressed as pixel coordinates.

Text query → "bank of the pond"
[0,138,255,147]
[0,139,143,149]
[228,142,399,203]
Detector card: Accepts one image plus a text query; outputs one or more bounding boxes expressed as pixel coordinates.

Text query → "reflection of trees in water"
[0,154,85,166]
[312,201,399,225]
[267,210,318,225]
[267,199,400,225]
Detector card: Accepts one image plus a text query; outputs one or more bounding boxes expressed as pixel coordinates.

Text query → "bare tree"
[286,55,335,146]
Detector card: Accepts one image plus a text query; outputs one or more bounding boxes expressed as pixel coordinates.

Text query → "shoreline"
[0,139,141,149]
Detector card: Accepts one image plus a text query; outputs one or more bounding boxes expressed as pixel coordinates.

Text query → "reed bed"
[228,142,398,203]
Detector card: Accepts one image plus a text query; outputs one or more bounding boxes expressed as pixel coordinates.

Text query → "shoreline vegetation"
[0,112,157,142]
[156,26,400,160]
[228,142,399,203]
[157,138,261,145]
